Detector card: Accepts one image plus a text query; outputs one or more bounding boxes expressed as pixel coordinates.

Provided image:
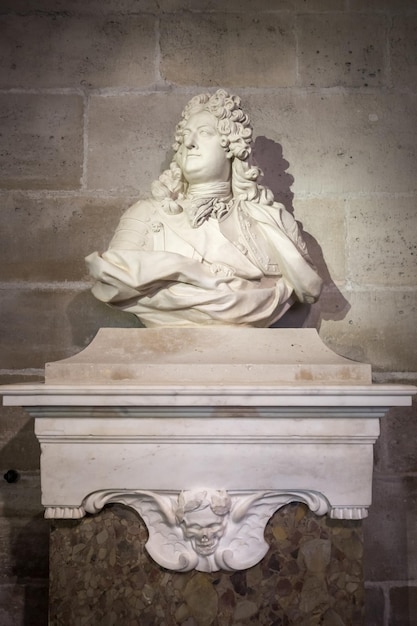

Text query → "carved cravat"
[185,181,233,228]
[189,196,234,228]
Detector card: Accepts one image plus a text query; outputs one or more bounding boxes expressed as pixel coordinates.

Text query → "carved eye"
[184,524,200,533]
[199,127,215,137]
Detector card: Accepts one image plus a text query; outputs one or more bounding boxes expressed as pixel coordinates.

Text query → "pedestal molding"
[2,383,415,408]
[36,435,379,444]
[2,329,415,572]
[45,506,86,519]
[330,507,368,520]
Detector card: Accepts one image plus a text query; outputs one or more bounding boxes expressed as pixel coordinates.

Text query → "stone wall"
[0,0,416,624]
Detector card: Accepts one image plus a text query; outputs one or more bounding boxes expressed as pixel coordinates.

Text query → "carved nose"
[184,133,196,149]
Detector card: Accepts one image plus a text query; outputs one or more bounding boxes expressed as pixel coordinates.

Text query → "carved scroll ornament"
[66,488,332,573]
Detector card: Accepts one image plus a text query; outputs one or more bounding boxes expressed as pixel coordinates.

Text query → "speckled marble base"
[49,503,363,625]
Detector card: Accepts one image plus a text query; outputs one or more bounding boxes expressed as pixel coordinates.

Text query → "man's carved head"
[152,89,274,211]
[173,89,253,162]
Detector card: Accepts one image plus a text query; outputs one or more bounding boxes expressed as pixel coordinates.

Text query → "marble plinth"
[1,328,415,573]
[44,327,371,385]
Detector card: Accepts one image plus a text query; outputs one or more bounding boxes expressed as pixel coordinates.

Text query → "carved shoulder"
[120,199,156,220]
[109,199,157,251]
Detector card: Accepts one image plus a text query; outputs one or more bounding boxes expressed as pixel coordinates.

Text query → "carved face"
[180,506,228,556]
[177,110,231,185]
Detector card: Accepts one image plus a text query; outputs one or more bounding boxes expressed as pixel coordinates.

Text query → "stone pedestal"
[2,328,415,623]
[49,504,364,626]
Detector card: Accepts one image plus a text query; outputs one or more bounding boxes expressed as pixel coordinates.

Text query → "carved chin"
[194,539,218,556]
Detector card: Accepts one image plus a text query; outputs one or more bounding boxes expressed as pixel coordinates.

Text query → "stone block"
[87,93,187,192]
[0,0,156,12]
[0,406,40,472]
[318,289,417,371]
[347,196,417,287]
[376,396,417,475]
[391,17,417,89]
[294,0,345,9]
[0,583,48,626]
[0,290,78,370]
[389,586,417,626]
[0,0,346,14]
[168,0,343,11]
[349,0,417,12]
[0,94,83,190]
[298,13,386,87]
[0,472,42,518]
[158,0,294,10]
[45,327,371,384]
[364,476,417,581]
[293,196,346,284]
[365,585,385,626]
[0,14,156,88]
[0,373,44,385]
[245,91,417,194]
[0,516,49,580]
[0,288,140,370]
[0,192,137,282]
[160,13,296,87]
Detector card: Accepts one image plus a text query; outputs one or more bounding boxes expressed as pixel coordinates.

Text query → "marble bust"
[86,89,322,327]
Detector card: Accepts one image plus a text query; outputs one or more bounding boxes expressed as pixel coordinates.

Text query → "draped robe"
[86,197,322,327]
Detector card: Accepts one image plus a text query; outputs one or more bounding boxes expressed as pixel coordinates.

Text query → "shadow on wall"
[252,136,350,330]
[0,419,49,626]
[66,289,141,356]
[12,515,49,626]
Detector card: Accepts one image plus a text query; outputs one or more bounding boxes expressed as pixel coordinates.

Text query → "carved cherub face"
[176,110,231,186]
[180,506,228,556]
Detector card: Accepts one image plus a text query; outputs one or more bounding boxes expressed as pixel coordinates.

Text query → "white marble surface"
[80,488,330,572]
[1,328,416,572]
[2,382,414,407]
[86,90,323,328]
[31,409,378,502]
[45,328,372,385]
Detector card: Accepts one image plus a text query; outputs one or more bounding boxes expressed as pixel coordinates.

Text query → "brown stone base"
[49,503,364,625]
